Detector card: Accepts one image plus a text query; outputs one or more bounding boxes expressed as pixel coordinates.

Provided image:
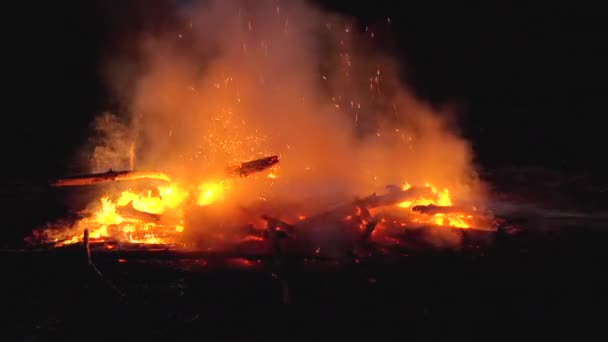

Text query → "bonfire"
[28,0,495,258]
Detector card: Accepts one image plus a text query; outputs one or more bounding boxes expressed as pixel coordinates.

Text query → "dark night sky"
[4,1,607,179]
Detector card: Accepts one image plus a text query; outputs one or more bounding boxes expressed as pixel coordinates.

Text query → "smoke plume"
[92,0,484,211]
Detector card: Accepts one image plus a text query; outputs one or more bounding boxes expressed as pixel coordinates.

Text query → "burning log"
[357,186,434,209]
[225,156,279,177]
[116,201,161,222]
[412,204,465,215]
[50,170,171,187]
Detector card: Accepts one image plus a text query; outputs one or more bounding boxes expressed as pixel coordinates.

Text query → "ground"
[3,224,607,340]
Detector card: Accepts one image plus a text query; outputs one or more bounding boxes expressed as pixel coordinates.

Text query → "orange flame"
[397,182,470,229]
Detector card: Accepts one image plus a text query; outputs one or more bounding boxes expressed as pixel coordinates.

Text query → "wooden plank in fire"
[261,186,434,231]
[50,170,171,187]
[50,156,279,187]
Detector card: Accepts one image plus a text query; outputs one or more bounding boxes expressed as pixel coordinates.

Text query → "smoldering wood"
[12,220,497,259]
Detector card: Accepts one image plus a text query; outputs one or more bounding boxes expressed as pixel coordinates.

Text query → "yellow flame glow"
[396,182,469,228]
[197,182,224,206]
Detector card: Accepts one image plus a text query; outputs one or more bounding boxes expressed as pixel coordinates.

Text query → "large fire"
[42,170,488,249]
[32,0,495,251]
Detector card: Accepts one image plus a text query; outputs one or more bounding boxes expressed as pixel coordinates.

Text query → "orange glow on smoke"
[197,182,224,206]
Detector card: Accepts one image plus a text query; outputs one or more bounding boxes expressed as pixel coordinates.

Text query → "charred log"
[412,204,463,215]
[225,156,279,177]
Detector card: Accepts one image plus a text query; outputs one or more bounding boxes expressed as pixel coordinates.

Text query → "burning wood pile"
[25,1,501,258]
[30,155,495,258]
